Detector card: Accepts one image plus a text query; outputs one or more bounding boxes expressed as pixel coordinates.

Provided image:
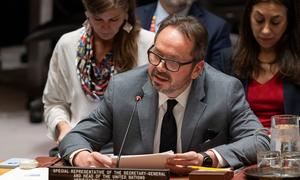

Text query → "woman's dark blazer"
[218,46,300,115]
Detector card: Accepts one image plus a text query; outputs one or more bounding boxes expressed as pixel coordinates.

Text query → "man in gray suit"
[59,15,270,174]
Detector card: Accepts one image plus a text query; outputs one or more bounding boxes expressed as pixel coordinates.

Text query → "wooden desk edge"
[1,157,251,179]
[0,160,13,176]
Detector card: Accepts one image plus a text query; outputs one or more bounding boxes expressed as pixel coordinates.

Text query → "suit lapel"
[137,79,158,153]
[188,2,204,20]
[181,70,207,152]
[283,79,300,114]
[139,3,157,30]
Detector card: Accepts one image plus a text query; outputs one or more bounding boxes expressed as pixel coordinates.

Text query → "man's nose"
[156,60,167,72]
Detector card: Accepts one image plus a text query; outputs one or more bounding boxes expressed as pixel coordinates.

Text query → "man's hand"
[166,151,201,175]
[166,151,219,174]
[73,151,114,168]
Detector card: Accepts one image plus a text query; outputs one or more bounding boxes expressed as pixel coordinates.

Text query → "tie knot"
[167,99,178,111]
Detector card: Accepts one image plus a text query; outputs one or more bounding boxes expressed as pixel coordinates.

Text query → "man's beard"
[150,68,175,94]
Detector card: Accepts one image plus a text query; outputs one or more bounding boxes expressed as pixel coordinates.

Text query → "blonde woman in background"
[43,0,154,155]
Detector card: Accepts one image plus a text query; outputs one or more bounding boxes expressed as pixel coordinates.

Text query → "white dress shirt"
[153,83,227,167]
[153,83,192,153]
[154,1,191,32]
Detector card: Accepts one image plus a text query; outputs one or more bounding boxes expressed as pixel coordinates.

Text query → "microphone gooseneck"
[116,91,144,168]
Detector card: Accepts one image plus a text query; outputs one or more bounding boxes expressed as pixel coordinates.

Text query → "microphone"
[116,91,144,168]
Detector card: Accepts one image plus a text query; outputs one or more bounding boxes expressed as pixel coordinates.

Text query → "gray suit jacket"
[59,64,270,169]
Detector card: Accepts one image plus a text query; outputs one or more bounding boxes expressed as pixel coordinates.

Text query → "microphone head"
[135,90,144,102]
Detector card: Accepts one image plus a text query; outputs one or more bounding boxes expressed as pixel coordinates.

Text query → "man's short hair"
[155,15,208,62]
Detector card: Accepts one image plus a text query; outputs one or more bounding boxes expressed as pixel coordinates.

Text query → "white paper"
[111,151,174,169]
[0,167,48,180]
[0,158,33,169]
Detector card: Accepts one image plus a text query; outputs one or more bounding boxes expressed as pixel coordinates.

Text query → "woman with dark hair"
[43,0,154,144]
[233,0,300,128]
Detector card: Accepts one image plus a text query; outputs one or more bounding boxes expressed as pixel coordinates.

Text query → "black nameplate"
[49,166,170,180]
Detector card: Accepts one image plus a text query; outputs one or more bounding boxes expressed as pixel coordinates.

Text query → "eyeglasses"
[147,45,194,72]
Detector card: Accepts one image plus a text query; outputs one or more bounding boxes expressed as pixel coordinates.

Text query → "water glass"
[281,152,300,178]
[257,151,281,168]
[270,115,300,153]
[281,152,300,168]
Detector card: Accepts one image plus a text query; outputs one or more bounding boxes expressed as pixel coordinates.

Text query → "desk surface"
[0,157,248,179]
[0,160,12,175]
[0,168,10,176]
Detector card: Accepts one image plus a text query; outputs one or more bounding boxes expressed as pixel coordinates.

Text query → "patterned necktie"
[150,16,156,32]
[160,99,178,153]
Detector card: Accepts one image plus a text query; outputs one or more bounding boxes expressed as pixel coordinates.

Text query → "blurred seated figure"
[43,0,154,156]
[26,1,86,124]
[232,0,300,128]
[136,0,232,73]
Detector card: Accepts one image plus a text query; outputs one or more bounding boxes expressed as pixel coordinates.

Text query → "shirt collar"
[158,82,192,108]
[155,1,191,27]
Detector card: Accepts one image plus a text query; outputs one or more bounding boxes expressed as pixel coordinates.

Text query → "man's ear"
[191,60,205,79]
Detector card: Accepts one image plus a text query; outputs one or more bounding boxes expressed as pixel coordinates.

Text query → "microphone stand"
[116,95,142,168]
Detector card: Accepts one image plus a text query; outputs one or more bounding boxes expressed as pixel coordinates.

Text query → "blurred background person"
[42,0,154,155]
[232,0,300,128]
[136,0,232,73]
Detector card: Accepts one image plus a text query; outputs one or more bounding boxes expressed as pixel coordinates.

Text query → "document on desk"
[0,167,48,180]
[111,151,174,169]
